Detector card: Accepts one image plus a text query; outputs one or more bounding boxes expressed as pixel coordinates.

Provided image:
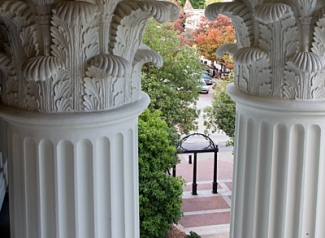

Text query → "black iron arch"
[176,132,219,195]
[177,132,218,153]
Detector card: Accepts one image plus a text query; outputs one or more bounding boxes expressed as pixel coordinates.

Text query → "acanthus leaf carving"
[283,19,300,56]
[258,24,271,52]
[5,77,18,105]
[0,52,11,77]
[83,21,99,61]
[23,56,65,81]
[33,0,60,6]
[254,3,293,24]
[284,52,325,99]
[241,0,263,9]
[88,54,131,78]
[131,45,163,101]
[234,47,268,65]
[206,0,325,100]
[254,3,299,97]
[216,43,238,58]
[133,45,163,68]
[22,56,70,111]
[288,52,325,73]
[297,0,317,17]
[234,47,271,95]
[311,69,325,99]
[54,70,72,112]
[110,1,179,61]
[50,15,69,64]
[83,77,102,111]
[312,7,325,57]
[0,0,38,109]
[238,65,249,92]
[257,66,272,96]
[283,61,299,99]
[25,66,71,112]
[112,76,125,107]
[83,54,131,111]
[0,0,178,112]
[116,0,179,24]
[26,79,40,111]
[53,1,97,26]
[22,55,63,111]
[0,1,38,58]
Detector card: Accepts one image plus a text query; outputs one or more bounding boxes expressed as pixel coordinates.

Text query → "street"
[193,84,233,152]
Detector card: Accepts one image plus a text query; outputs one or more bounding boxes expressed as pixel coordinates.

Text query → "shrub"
[186,231,201,237]
[203,78,235,145]
[139,109,185,238]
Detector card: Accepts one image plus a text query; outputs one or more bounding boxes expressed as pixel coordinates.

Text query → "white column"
[0,1,178,237]
[228,85,325,238]
[205,1,325,237]
[0,92,149,238]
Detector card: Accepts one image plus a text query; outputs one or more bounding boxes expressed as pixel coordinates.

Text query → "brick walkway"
[175,151,233,238]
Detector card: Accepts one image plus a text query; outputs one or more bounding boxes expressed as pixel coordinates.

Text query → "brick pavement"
[175,151,233,238]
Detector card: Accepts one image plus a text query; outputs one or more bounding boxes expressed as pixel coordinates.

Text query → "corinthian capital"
[0,0,178,112]
[206,0,325,100]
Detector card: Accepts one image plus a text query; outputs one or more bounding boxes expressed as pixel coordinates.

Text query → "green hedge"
[138,109,185,238]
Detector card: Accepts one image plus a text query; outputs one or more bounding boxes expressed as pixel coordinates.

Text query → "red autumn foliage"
[192,14,235,68]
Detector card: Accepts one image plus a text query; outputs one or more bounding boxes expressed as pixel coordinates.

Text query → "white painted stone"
[206,0,325,100]
[228,84,325,238]
[206,0,325,237]
[0,92,149,238]
[0,0,178,237]
[0,0,178,112]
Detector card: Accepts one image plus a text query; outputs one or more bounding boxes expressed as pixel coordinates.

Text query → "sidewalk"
[176,150,233,238]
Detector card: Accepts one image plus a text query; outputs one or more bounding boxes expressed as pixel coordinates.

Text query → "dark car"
[220,71,230,79]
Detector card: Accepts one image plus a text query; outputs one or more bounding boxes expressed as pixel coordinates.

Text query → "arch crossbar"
[176,133,219,195]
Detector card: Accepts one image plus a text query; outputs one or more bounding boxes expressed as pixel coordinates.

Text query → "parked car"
[220,70,231,79]
[198,80,209,94]
[200,75,213,85]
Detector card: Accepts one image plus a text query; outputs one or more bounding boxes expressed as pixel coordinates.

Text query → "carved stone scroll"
[206,0,325,100]
[0,0,179,112]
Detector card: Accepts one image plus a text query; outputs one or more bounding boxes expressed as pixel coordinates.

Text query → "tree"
[204,0,224,7]
[172,7,186,33]
[192,15,235,68]
[142,19,202,134]
[138,109,185,238]
[203,77,236,145]
[179,0,205,9]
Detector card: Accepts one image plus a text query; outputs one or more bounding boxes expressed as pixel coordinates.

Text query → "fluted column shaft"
[0,119,8,207]
[0,92,149,238]
[228,84,325,238]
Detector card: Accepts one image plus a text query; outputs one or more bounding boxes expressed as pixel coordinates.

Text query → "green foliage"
[186,231,201,237]
[203,79,236,145]
[180,0,205,9]
[138,109,185,238]
[204,0,223,7]
[142,19,201,134]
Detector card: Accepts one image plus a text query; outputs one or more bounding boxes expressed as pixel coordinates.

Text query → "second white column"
[228,85,325,238]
